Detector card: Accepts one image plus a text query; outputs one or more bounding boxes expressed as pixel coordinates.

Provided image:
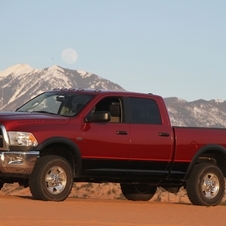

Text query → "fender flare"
[184,144,226,180]
[36,136,82,177]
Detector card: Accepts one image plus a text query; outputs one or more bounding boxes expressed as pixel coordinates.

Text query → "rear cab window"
[127,97,162,124]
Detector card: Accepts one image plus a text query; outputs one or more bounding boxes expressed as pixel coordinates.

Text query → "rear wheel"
[186,163,225,206]
[29,155,73,201]
[120,183,156,201]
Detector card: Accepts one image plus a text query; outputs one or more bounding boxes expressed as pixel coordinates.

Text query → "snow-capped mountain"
[0,64,124,111]
[0,64,226,128]
[164,97,226,128]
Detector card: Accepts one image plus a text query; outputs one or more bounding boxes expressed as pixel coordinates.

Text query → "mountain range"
[0,64,124,111]
[165,97,226,128]
[0,64,226,128]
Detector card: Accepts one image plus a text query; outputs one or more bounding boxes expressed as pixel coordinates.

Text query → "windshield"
[16,92,93,116]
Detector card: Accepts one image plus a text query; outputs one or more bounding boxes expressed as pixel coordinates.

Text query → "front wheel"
[120,183,157,201]
[186,163,225,206]
[29,155,73,201]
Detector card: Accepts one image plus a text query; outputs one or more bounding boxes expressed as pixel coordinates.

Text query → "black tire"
[186,163,225,206]
[29,155,73,201]
[120,183,157,201]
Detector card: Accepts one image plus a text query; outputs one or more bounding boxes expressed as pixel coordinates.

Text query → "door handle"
[158,132,170,137]
[116,131,128,135]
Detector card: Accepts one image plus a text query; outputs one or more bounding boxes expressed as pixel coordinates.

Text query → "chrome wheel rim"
[201,173,220,199]
[45,166,67,194]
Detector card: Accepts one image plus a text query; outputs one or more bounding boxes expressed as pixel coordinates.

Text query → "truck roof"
[48,88,161,99]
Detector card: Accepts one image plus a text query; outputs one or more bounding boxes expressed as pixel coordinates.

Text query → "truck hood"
[0,111,70,127]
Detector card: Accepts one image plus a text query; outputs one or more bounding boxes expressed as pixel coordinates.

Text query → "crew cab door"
[80,96,130,176]
[126,97,174,180]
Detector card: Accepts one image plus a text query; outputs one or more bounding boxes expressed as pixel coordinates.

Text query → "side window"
[129,97,162,124]
[88,97,123,123]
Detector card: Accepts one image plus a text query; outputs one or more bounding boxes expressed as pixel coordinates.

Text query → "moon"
[61,48,78,64]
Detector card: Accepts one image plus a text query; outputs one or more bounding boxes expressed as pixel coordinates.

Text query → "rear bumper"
[0,151,39,175]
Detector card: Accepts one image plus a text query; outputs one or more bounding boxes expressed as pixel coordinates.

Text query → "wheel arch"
[36,136,82,178]
[184,144,226,180]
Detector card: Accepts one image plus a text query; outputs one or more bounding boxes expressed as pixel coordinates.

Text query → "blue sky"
[1,1,226,101]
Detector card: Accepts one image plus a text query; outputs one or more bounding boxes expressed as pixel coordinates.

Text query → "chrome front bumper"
[0,151,39,175]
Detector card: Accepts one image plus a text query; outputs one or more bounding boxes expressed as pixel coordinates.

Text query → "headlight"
[8,131,38,146]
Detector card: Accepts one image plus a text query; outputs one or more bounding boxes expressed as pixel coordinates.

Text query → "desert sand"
[0,183,225,226]
[1,195,226,226]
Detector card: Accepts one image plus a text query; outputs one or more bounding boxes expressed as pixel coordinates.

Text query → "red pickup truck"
[0,88,226,206]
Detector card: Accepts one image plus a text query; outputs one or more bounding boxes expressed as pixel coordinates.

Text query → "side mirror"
[84,111,110,123]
